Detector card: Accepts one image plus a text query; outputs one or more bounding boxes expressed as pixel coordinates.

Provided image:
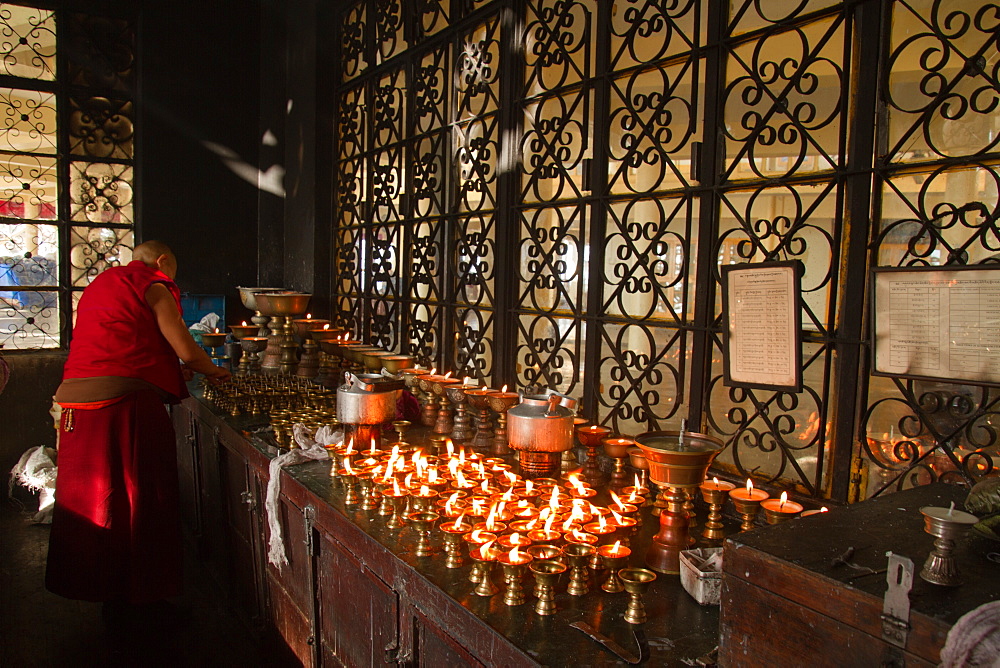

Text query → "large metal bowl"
[634,430,724,488]
[237,286,286,312]
[254,292,312,317]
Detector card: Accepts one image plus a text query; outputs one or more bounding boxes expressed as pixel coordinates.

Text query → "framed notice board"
[872,265,1000,386]
[722,261,802,393]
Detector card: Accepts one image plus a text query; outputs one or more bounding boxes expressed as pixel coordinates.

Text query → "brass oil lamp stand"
[486,390,519,457]
[635,429,724,575]
[465,387,495,452]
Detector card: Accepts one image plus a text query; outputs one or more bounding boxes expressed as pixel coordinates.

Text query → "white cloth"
[188,312,221,333]
[8,445,58,523]
[940,601,1000,668]
[265,423,341,568]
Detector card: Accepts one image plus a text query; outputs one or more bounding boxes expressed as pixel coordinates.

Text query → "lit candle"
[700,476,736,493]
[730,478,769,502]
[496,544,532,566]
[497,532,533,550]
[761,491,803,516]
[565,529,598,546]
[597,541,631,559]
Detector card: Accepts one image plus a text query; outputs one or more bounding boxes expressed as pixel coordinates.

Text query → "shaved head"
[133,240,174,265]
[133,241,178,279]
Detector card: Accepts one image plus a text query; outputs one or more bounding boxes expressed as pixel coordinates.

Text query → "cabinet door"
[193,418,229,571]
[413,613,485,668]
[316,531,399,667]
[219,441,265,626]
[173,403,201,534]
[264,493,315,666]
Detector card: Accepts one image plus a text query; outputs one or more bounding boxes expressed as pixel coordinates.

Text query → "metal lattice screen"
[332,0,1000,502]
[0,5,136,349]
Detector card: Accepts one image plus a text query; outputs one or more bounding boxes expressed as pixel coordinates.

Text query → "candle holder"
[699,479,735,540]
[385,491,410,530]
[598,544,631,593]
[292,319,330,377]
[486,391,520,457]
[565,542,596,596]
[391,420,411,446]
[602,437,634,488]
[237,287,286,338]
[730,484,769,531]
[356,474,380,512]
[635,430,724,574]
[411,488,439,513]
[619,568,657,624]
[416,374,440,427]
[446,384,477,442]
[576,425,611,484]
[381,355,415,375]
[199,331,229,368]
[377,483,396,517]
[440,520,473,568]
[339,468,360,506]
[408,511,440,557]
[468,543,500,597]
[497,550,533,606]
[530,559,567,616]
[918,505,978,586]
[526,544,563,599]
[762,494,803,525]
[465,388,495,452]
[463,531,497,584]
[254,292,311,373]
[239,337,268,375]
[430,377,462,435]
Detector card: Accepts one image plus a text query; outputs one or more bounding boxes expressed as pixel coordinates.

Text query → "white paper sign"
[874,267,1000,385]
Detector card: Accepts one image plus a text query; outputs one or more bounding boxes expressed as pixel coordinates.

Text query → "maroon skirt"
[46,390,182,603]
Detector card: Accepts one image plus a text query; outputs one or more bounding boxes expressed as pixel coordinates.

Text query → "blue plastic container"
[180,293,225,328]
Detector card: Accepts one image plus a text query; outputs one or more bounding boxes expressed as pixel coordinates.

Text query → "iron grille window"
[0,3,136,349]
[332,0,1000,502]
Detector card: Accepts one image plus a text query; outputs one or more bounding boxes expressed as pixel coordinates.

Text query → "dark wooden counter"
[719,484,999,667]
[173,391,723,667]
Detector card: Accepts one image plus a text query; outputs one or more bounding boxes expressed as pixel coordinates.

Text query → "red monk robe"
[47,260,189,603]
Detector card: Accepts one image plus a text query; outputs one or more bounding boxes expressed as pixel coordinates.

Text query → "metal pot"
[507,393,576,453]
[337,373,400,425]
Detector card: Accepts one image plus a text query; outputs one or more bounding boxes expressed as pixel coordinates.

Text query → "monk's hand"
[180,364,195,381]
[205,365,232,385]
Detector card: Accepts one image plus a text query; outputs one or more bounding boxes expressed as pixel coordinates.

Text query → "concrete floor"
[0,488,280,667]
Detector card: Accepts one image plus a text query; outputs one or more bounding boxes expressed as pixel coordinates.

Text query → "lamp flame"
[451,511,466,530]
[779,491,788,511]
[479,540,494,559]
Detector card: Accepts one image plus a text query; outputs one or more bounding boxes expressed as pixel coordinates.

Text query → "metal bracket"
[881,551,913,649]
[303,505,317,557]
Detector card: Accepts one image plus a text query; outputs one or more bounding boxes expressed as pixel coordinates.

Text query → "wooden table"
[174,390,723,666]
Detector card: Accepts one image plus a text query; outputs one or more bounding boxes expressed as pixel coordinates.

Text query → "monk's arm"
[146,283,230,381]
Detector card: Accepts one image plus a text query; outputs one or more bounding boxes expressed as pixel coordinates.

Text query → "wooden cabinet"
[173,396,535,668]
[175,396,715,668]
[316,531,399,667]
[718,484,996,667]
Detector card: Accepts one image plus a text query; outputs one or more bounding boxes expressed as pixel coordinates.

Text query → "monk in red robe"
[47,241,230,611]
